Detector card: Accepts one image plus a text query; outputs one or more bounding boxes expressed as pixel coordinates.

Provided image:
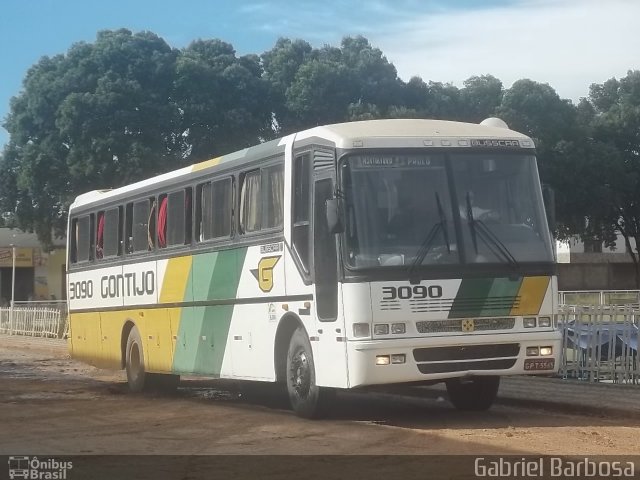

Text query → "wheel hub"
[290,350,311,398]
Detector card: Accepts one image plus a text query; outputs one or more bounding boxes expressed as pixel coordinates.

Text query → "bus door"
[312,173,348,388]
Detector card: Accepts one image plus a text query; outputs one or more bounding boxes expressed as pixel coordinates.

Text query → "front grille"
[413,343,520,362]
[416,317,515,333]
[417,358,517,374]
[445,296,520,314]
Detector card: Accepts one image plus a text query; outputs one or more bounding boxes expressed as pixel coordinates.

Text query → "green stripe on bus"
[479,277,522,317]
[172,247,248,375]
[448,277,522,319]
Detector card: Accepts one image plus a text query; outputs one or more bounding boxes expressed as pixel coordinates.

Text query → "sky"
[0,0,638,146]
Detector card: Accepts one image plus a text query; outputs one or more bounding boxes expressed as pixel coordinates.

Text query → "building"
[0,228,66,304]
[556,235,638,291]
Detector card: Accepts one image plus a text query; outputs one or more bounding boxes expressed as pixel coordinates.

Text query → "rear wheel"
[445,376,500,411]
[286,326,334,419]
[125,326,179,393]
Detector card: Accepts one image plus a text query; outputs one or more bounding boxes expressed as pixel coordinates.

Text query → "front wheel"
[286,326,334,419]
[445,376,500,411]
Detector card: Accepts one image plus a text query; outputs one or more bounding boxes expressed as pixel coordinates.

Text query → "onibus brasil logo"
[8,456,72,479]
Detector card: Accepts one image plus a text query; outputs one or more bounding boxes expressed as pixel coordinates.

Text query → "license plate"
[524,358,555,371]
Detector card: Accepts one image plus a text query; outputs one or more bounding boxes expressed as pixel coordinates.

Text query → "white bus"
[67,118,561,418]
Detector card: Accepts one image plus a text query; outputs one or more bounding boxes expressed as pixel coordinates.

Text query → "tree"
[2,29,181,247]
[584,71,640,285]
[174,39,273,161]
[460,74,503,122]
[265,36,402,132]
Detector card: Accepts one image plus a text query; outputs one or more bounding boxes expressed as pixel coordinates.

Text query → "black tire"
[286,326,334,419]
[126,326,147,392]
[125,326,179,393]
[445,376,500,411]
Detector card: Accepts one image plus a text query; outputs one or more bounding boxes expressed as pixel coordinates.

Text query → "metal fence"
[558,305,639,384]
[0,301,68,339]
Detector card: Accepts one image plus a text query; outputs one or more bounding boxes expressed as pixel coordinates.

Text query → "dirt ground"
[0,336,638,460]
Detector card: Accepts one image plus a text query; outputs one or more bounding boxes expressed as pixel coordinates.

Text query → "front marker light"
[523,317,537,328]
[374,324,389,335]
[538,316,551,327]
[540,346,553,356]
[526,346,539,356]
[391,323,406,334]
[353,323,370,338]
[376,355,390,365]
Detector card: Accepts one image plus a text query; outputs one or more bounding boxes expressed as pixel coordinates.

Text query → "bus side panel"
[143,308,174,373]
[69,312,103,367]
[229,244,286,380]
[99,310,129,369]
[172,248,245,376]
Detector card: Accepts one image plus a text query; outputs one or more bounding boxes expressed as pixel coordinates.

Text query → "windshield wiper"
[408,192,450,283]
[465,192,519,269]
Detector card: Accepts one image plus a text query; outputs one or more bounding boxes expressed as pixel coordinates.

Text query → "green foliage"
[1,26,638,270]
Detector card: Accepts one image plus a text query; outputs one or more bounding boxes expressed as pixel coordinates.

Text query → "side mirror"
[542,184,556,236]
[325,198,344,234]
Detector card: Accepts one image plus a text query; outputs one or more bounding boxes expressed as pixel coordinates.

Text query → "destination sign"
[351,155,441,169]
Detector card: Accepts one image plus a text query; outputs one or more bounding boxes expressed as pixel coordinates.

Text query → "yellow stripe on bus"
[160,256,192,304]
[191,156,222,172]
[510,276,550,316]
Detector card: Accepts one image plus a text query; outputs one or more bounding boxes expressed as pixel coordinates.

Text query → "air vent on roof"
[480,117,509,129]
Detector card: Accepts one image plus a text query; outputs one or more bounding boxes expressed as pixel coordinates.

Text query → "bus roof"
[70,118,533,210]
[300,118,530,145]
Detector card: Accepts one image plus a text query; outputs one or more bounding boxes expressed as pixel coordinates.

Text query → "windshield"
[341,152,553,270]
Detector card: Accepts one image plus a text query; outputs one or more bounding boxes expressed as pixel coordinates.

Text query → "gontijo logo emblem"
[251,256,281,293]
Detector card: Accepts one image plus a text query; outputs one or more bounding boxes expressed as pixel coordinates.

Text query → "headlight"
[526,346,539,356]
[540,346,553,356]
[523,317,537,328]
[353,323,370,338]
[376,355,390,365]
[538,316,551,327]
[374,324,389,335]
[391,323,406,334]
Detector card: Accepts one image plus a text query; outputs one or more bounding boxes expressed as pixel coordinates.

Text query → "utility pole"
[9,244,16,335]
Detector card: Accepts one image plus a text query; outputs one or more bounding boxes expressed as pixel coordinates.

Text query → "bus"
[67,118,561,418]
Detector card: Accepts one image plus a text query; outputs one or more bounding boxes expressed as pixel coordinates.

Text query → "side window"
[196,178,232,241]
[132,199,151,252]
[196,182,213,241]
[240,170,261,233]
[96,211,105,259]
[212,178,232,238]
[293,154,311,272]
[167,190,186,247]
[76,215,91,262]
[103,207,121,257]
[263,164,284,229]
[157,194,168,248]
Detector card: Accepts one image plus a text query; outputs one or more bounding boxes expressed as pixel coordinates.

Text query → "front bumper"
[346,331,562,388]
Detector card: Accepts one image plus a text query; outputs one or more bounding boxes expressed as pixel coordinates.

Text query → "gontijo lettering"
[101,271,155,298]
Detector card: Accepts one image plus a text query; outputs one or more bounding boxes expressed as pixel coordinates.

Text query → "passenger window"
[76,215,91,262]
[103,208,121,257]
[132,199,152,252]
[240,170,261,233]
[167,190,186,246]
[196,179,232,241]
[263,164,284,229]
